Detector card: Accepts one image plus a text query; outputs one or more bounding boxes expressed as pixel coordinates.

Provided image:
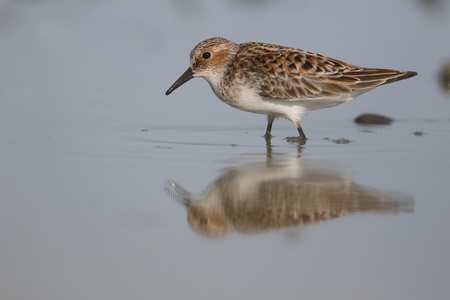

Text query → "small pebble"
[355,113,393,125]
[332,138,351,144]
[440,61,450,93]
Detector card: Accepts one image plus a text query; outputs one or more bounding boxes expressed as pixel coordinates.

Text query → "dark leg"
[296,121,307,139]
[265,115,275,139]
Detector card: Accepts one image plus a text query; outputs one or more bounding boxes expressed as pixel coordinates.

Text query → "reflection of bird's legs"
[265,136,273,162]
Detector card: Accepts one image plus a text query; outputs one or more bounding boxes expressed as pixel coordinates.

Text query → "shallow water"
[1,1,450,300]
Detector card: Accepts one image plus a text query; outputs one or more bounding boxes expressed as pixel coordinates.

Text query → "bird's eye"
[201,52,211,60]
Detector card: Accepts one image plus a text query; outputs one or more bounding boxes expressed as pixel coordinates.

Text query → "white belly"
[216,85,351,123]
[209,78,367,124]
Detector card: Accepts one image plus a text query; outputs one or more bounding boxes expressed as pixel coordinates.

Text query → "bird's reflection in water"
[166,149,413,238]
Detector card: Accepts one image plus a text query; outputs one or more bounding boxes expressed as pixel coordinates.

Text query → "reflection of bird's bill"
[165,180,192,205]
[166,179,232,238]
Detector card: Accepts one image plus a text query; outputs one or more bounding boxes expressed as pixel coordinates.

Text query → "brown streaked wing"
[236,42,415,100]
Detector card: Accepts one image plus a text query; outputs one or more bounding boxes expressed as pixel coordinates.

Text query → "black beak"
[165,67,194,95]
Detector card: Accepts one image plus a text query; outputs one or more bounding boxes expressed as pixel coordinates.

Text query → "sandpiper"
[166,37,417,139]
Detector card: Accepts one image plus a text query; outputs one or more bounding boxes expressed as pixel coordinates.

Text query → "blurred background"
[1,0,449,127]
[1,1,450,300]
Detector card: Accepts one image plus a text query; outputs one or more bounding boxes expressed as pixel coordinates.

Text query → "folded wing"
[236,42,417,101]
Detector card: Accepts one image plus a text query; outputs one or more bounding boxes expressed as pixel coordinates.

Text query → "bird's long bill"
[165,67,194,95]
[165,180,191,207]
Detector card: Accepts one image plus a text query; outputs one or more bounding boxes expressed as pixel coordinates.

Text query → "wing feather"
[235,42,417,101]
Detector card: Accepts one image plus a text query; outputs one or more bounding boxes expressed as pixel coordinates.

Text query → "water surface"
[1,1,450,300]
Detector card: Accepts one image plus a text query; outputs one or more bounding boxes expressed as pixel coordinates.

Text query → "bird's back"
[232,42,417,102]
